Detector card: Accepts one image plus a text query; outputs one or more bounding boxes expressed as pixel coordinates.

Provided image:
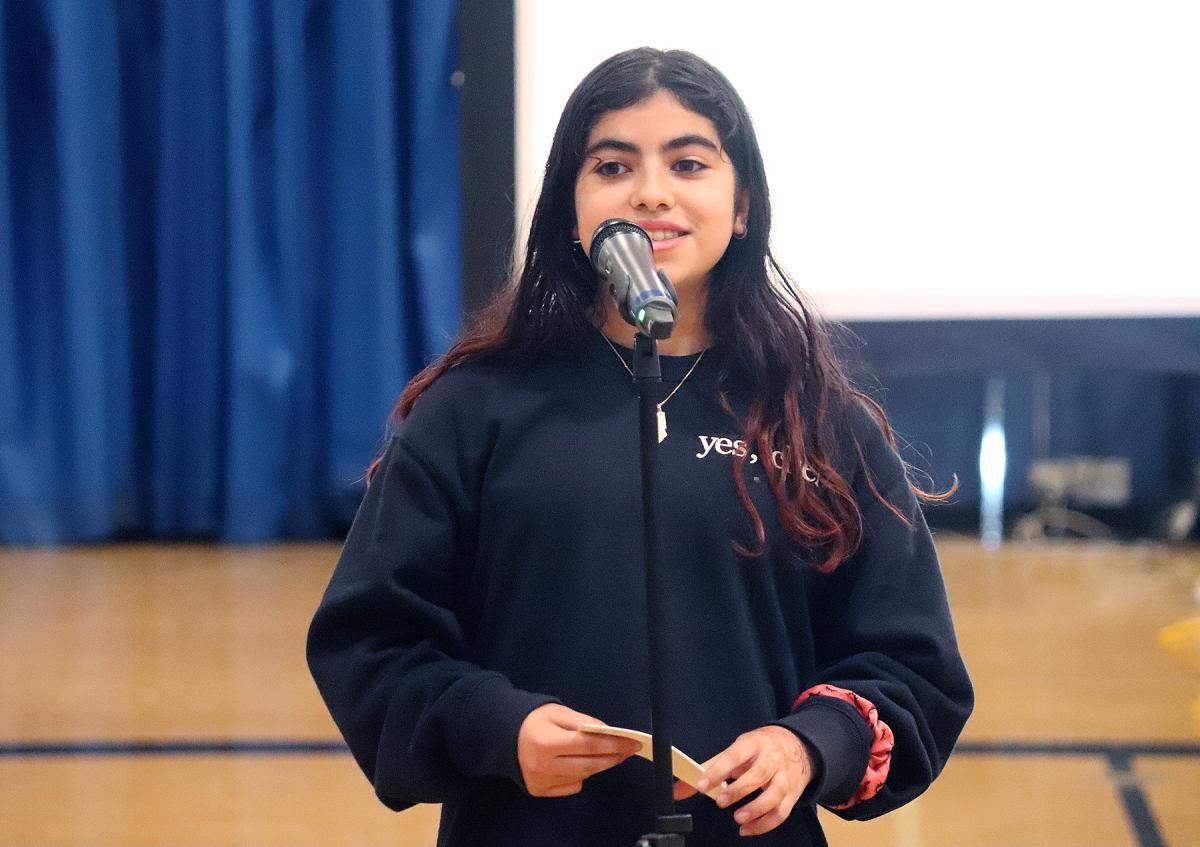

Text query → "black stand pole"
[632,333,692,847]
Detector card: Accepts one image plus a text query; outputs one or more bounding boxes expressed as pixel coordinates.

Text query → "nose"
[629,166,673,211]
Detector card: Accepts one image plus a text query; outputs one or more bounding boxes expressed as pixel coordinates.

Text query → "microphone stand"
[632,332,692,847]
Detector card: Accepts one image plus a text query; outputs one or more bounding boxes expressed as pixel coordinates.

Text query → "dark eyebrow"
[583,138,638,157]
[663,134,720,153]
[583,134,721,158]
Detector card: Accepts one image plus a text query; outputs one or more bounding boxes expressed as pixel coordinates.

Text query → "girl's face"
[574,90,748,299]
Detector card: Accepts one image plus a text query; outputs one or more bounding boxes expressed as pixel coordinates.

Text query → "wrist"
[762,725,806,755]
[761,724,820,785]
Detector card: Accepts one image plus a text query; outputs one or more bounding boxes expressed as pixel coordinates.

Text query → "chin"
[665,275,707,298]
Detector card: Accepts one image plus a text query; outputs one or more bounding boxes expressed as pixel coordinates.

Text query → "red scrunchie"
[793,684,894,809]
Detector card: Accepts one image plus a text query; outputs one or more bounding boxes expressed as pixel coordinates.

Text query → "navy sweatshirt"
[307,331,973,847]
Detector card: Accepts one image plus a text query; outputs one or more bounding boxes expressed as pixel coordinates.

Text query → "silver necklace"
[601,334,706,443]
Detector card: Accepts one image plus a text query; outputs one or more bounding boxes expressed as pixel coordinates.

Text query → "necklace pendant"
[657,405,667,443]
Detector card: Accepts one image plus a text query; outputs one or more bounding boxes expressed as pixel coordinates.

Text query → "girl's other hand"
[675,725,814,837]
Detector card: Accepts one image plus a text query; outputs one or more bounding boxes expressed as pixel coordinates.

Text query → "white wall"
[516,1,1200,320]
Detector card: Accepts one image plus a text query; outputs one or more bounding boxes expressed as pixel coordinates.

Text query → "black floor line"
[955,740,1200,757]
[8,737,1197,758]
[1107,751,1168,847]
[0,739,346,756]
[2,737,1193,847]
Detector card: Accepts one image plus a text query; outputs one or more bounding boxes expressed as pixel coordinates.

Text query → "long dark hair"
[387,48,947,572]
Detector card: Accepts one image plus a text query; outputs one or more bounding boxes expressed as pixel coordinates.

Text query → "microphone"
[588,219,678,339]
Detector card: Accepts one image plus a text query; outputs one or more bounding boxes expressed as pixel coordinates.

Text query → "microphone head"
[588,218,651,272]
[588,219,678,338]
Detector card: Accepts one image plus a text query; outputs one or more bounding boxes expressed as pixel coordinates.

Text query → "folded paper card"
[578,724,727,801]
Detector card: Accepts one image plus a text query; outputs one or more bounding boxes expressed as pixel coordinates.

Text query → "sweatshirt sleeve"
[773,401,974,817]
[306,377,557,810]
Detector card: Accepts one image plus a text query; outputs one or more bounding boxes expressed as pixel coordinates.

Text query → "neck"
[596,285,710,355]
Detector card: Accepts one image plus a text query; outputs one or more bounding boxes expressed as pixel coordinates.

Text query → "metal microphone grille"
[588,219,649,270]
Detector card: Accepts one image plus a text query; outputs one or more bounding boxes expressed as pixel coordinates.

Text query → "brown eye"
[597,161,628,176]
[673,159,707,174]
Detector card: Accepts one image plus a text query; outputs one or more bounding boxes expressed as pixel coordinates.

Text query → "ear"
[733,189,750,234]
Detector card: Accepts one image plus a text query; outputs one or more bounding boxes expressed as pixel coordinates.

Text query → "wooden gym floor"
[1,539,1197,846]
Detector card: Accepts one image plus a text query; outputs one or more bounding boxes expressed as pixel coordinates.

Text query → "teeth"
[649,230,681,241]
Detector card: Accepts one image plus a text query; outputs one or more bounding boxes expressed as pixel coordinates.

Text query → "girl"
[308,48,972,846]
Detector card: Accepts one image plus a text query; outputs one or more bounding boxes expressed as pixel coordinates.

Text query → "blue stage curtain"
[0,0,460,543]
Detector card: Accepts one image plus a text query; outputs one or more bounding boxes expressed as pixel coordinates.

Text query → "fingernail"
[735,811,748,823]
[717,792,730,807]
[697,778,709,791]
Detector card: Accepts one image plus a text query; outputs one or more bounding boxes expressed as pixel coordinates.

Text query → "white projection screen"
[515,1,1200,321]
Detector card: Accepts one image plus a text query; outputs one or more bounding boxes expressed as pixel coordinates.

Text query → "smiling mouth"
[648,230,685,242]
